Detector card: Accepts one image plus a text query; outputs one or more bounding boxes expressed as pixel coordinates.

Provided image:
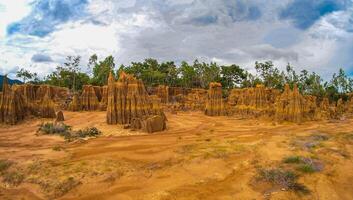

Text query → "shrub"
[283,156,324,173]
[3,171,24,186]
[0,159,13,174]
[38,122,72,140]
[283,156,302,164]
[257,168,309,194]
[297,164,315,173]
[53,177,81,198]
[52,145,63,151]
[38,123,101,141]
[76,127,101,138]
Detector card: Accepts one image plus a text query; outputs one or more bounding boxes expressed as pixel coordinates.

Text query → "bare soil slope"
[0,111,352,200]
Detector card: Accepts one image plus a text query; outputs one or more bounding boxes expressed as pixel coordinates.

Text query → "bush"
[76,127,101,138]
[0,159,13,174]
[283,156,302,164]
[297,164,315,173]
[38,122,72,140]
[283,156,324,173]
[38,123,101,141]
[257,168,309,194]
[3,171,24,186]
[53,177,81,198]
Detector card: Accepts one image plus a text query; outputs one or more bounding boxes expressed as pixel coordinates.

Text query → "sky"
[0,0,353,79]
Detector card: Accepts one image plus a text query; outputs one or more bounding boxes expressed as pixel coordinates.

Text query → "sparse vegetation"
[292,133,330,151]
[76,127,101,138]
[176,140,246,159]
[38,123,101,141]
[3,171,25,186]
[53,177,81,198]
[283,156,302,164]
[0,159,13,174]
[37,122,72,139]
[283,156,324,173]
[52,145,63,151]
[257,168,310,194]
[297,164,316,173]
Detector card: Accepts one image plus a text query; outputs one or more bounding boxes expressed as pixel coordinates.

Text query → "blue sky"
[0,0,353,79]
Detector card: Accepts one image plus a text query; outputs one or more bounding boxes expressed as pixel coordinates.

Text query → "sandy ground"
[0,111,352,200]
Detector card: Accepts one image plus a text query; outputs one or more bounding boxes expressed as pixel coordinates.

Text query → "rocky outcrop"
[185,89,207,110]
[81,85,100,111]
[228,84,278,117]
[0,77,26,124]
[56,111,64,122]
[156,85,169,104]
[68,93,81,111]
[141,115,166,133]
[275,84,305,123]
[99,86,108,110]
[39,91,56,118]
[205,82,226,116]
[106,71,167,133]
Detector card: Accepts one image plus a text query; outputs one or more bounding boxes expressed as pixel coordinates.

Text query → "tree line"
[15,55,353,102]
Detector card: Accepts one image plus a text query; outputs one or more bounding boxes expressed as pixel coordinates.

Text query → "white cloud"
[0,0,353,80]
[0,0,31,38]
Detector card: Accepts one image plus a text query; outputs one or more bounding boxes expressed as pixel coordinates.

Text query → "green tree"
[255,61,284,89]
[64,56,81,91]
[16,68,33,83]
[90,55,116,86]
[45,56,89,91]
[179,61,197,88]
[220,64,247,89]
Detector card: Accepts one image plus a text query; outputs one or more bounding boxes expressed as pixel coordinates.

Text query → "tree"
[179,61,197,88]
[64,56,81,91]
[220,64,247,89]
[255,61,284,89]
[44,56,89,91]
[91,55,116,86]
[87,54,98,76]
[326,68,353,101]
[16,68,33,83]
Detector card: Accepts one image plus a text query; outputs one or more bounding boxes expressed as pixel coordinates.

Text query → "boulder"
[141,115,166,133]
[56,111,65,122]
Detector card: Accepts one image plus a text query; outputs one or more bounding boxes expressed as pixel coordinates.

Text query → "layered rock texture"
[56,111,65,122]
[68,93,81,111]
[81,85,100,111]
[39,91,57,118]
[0,77,26,124]
[228,84,279,117]
[205,82,226,116]
[106,72,167,133]
[275,84,305,123]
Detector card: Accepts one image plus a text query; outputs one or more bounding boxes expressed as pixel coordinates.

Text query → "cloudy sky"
[0,0,352,79]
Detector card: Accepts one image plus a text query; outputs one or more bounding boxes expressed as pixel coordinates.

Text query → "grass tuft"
[0,159,13,174]
[257,168,310,194]
[3,171,24,186]
[38,123,101,141]
[283,156,302,164]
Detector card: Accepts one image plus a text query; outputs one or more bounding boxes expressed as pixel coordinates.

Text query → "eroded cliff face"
[106,72,167,133]
[0,77,26,125]
[68,93,81,112]
[81,85,100,111]
[228,84,279,117]
[205,82,226,116]
[39,90,56,118]
[275,84,304,123]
